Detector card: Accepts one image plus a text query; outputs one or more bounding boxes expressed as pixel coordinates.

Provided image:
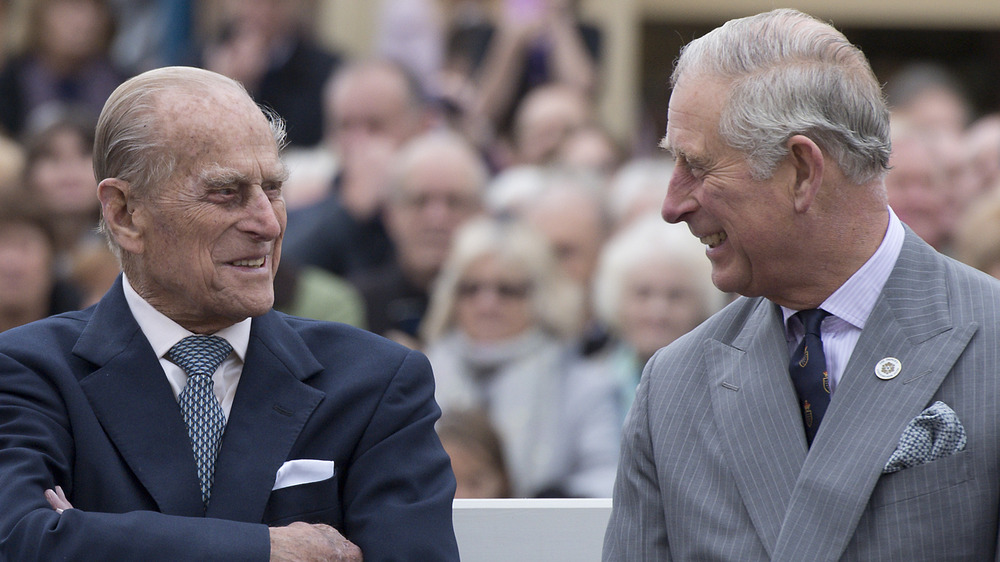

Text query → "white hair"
[592,213,727,334]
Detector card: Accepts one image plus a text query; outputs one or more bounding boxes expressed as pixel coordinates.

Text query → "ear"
[98,178,144,255]
[787,134,825,213]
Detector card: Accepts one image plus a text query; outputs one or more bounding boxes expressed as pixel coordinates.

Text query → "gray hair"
[94,66,287,255]
[421,216,583,343]
[672,8,891,184]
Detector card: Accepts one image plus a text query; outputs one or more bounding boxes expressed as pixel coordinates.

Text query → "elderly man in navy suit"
[0,66,458,561]
[605,9,1000,561]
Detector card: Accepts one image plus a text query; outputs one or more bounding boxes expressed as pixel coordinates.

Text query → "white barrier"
[452,498,612,562]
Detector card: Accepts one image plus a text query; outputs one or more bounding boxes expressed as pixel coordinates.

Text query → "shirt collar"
[121,273,251,361]
[782,206,905,330]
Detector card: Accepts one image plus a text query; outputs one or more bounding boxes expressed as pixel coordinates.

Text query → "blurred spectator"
[555,121,624,180]
[0,132,25,196]
[422,216,619,497]
[281,60,433,277]
[350,129,487,346]
[967,113,1000,196]
[521,170,612,355]
[437,408,512,499]
[953,188,1000,279]
[585,213,726,419]
[606,157,673,231]
[885,62,971,135]
[197,0,342,147]
[21,106,103,274]
[67,238,119,308]
[885,122,952,251]
[0,191,82,332]
[0,0,124,138]
[462,0,600,145]
[508,83,593,167]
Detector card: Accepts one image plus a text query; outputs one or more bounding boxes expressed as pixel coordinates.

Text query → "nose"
[242,186,284,240]
[661,169,699,224]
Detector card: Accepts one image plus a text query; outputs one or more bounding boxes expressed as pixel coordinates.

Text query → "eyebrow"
[200,163,290,187]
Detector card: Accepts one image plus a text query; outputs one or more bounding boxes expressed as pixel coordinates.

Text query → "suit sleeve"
[340,348,460,561]
[603,353,672,562]
[0,351,271,561]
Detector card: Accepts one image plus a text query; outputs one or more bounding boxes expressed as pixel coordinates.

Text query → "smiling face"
[661,74,801,300]
[125,86,287,333]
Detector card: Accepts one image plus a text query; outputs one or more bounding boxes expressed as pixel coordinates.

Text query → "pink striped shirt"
[782,207,905,394]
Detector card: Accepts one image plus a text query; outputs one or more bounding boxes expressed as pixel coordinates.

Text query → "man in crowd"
[281,60,432,277]
[605,9,1000,560]
[0,66,458,561]
[349,129,487,346]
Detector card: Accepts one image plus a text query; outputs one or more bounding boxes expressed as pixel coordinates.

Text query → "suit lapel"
[708,298,807,557]
[772,231,975,560]
[205,311,325,522]
[75,277,205,515]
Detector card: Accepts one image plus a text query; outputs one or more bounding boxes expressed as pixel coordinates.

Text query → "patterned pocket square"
[882,401,966,474]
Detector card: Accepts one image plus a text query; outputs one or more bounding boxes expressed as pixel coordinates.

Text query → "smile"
[231,257,266,268]
[699,232,728,248]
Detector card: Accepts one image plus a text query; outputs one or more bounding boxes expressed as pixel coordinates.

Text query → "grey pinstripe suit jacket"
[604,229,1000,561]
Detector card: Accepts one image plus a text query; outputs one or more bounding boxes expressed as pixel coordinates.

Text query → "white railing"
[453,498,612,562]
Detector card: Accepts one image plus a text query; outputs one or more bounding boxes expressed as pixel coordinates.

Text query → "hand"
[44,485,73,514]
[269,522,363,562]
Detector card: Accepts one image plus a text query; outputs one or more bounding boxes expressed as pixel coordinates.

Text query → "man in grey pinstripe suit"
[604,9,1000,561]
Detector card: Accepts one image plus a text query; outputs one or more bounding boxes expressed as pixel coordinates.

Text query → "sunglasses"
[456,280,532,300]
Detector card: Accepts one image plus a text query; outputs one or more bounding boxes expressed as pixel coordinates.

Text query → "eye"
[263,181,283,198]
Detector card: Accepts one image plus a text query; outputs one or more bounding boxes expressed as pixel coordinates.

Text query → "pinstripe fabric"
[604,229,1000,561]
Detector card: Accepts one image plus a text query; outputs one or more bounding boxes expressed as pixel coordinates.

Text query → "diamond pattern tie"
[166,335,232,507]
[789,309,831,447]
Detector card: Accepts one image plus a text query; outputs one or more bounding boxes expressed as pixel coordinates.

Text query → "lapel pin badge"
[875,357,902,380]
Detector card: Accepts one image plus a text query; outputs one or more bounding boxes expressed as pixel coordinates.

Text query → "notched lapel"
[707,300,807,557]
[206,312,325,522]
[75,279,205,516]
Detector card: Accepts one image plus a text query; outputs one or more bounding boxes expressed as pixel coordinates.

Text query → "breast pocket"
[869,448,972,509]
[263,474,343,527]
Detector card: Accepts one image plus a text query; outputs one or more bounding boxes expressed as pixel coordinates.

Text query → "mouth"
[229,256,267,268]
[699,232,728,249]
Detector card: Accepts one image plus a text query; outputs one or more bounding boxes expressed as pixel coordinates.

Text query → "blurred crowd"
[1,0,1000,500]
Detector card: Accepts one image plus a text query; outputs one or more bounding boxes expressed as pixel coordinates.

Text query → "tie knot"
[167,335,233,378]
[796,308,830,337]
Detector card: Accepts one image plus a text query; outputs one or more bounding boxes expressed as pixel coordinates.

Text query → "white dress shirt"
[782,207,905,394]
[122,274,250,420]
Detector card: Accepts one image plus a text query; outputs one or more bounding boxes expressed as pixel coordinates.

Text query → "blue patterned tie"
[789,309,831,446]
[166,335,232,507]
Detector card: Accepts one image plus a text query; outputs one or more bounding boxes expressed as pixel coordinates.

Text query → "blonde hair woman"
[422,216,619,497]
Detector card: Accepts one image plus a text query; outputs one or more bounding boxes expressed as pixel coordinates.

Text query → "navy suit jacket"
[0,277,458,560]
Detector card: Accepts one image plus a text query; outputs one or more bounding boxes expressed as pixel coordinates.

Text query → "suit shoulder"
[276,312,418,362]
[0,309,91,357]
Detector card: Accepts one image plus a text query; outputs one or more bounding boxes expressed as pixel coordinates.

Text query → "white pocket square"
[272,459,336,491]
